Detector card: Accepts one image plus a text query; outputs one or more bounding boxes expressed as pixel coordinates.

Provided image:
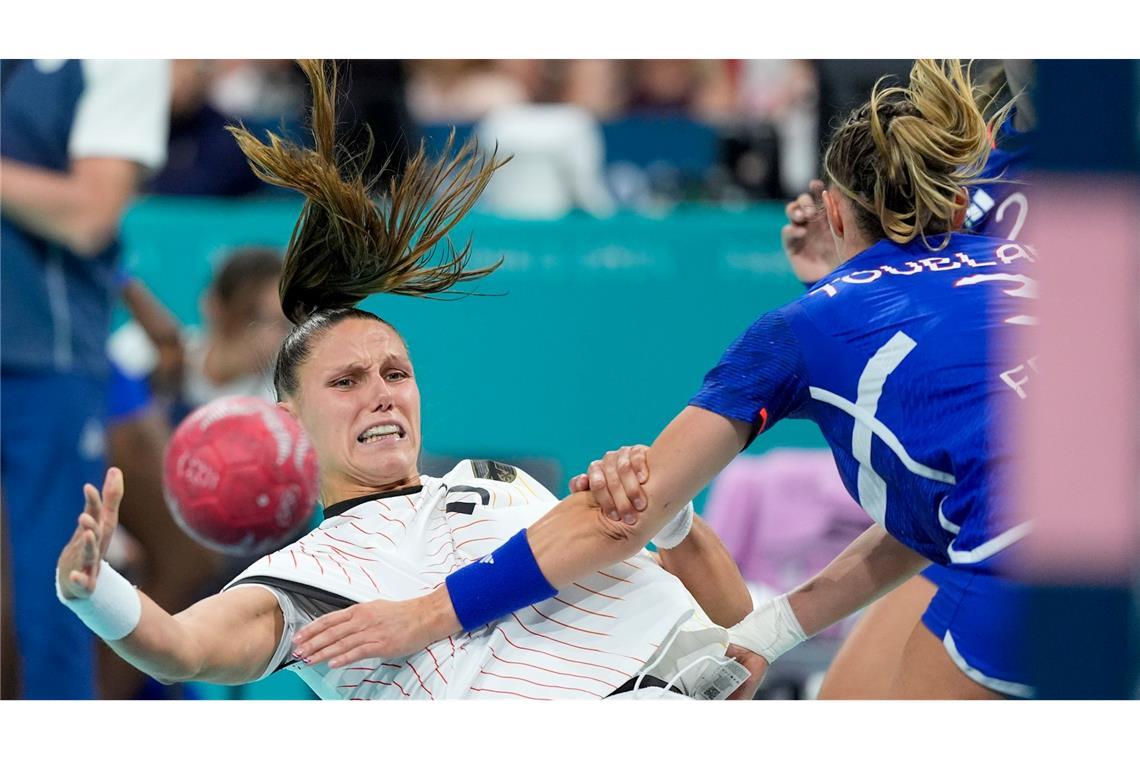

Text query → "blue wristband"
[444,529,558,631]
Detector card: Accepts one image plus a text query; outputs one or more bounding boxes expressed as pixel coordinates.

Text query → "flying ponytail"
[228,59,507,325]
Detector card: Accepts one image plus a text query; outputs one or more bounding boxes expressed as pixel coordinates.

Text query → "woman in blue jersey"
[287,59,1037,700]
[808,60,1037,699]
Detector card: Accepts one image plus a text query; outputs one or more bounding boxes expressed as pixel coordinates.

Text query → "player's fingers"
[83,483,102,522]
[101,468,124,523]
[326,647,387,669]
[303,630,372,666]
[81,530,99,575]
[629,445,650,485]
[600,454,637,524]
[568,474,589,493]
[69,570,95,596]
[808,178,825,198]
[293,607,353,647]
[614,449,647,512]
[586,461,617,516]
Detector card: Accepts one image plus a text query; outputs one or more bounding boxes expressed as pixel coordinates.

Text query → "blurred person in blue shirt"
[0,59,171,699]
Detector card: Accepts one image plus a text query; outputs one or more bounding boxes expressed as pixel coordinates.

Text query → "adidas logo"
[478,555,494,565]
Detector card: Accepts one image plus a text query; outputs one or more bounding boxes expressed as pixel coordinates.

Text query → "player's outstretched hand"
[781,179,835,286]
[292,596,439,668]
[569,444,650,526]
[56,468,125,600]
[725,643,768,700]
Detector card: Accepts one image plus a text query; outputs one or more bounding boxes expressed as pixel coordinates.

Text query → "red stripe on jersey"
[340,678,410,697]
[331,530,396,550]
[620,560,640,571]
[369,510,407,530]
[469,687,551,701]
[423,555,459,571]
[325,543,375,564]
[325,554,351,584]
[290,550,298,568]
[596,570,633,585]
[529,606,609,636]
[478,668,604,698]
[455,535,500,551]
[552,596,617,619]
[572,582,623,602]
[424,645,448,685]
[448,518,494,534]
[349,521,402,540]
[267,553,272,567]
[509,614,618,659]
[406,660,434,699]
[424,541,452,559]
[357,562,381,593]
[488,648,619,689]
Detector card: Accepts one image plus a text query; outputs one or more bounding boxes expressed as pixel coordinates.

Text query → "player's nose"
[368,374,394,412]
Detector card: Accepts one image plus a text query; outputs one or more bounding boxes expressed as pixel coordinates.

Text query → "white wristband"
[652,501,695,550]
[728,593,808,664]
[56,561,142,641]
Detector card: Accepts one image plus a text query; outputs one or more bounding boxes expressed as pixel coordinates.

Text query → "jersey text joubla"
[808,243,1037,298]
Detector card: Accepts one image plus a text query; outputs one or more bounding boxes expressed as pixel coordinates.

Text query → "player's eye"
[384,370,409,382]
[331,377,355,389]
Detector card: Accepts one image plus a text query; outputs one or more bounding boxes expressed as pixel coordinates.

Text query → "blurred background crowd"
[149,58,920,212]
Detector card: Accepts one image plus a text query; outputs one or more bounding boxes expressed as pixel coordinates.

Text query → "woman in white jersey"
[55,60,752,700]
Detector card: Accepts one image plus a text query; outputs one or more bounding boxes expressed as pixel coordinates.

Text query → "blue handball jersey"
[691,233,1036,571]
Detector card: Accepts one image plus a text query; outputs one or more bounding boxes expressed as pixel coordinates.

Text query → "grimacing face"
[281,318,422,503]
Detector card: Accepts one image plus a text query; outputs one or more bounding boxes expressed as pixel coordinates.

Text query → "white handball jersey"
[225,459,729,700]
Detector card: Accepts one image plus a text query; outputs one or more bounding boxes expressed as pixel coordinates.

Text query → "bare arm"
[657,515,754,628]
[726,522,929,698]
[57,468,284,685]
[0,157,140,256]
[784,523,928,636]
[106,586,283,686]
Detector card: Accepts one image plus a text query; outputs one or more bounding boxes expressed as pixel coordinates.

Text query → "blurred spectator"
[147,60,262,196]
[476,103,615,219]
[625,60,736,120]
[109,247,288,419]
[407,60,528,124]
[336,60,418,190]
[184,247,288,410]
[0,58,171,699]
[562,60,626,120]
[208,59,307,121]
[736,59,819,195]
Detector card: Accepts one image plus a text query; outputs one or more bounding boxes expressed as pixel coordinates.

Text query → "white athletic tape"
[652,501,695,550]
[727,593,808,664]
[56,561,142,641]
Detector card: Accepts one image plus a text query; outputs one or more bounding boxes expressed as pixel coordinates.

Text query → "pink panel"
[1013,176,1140,582]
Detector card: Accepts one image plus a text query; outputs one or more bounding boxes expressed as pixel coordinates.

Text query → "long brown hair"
[226,59,508,398]
[823,59,1013,249]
